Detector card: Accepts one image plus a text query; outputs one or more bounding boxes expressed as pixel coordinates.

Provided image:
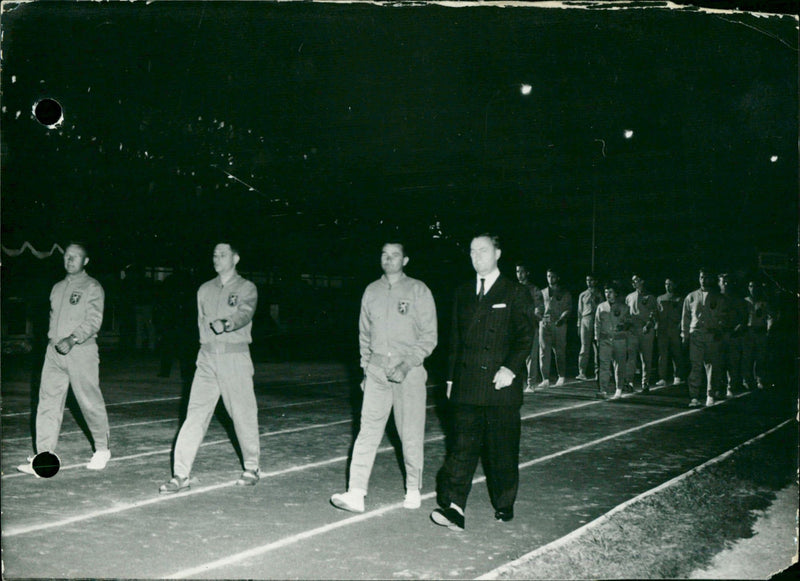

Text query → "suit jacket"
[447,275,533,407]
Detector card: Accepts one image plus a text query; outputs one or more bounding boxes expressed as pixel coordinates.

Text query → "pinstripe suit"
[438,274,533,512]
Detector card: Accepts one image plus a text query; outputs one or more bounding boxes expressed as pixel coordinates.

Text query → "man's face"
[718,276,729,293]
[213,244,239,276]
[381,244,407,276]
[586,276,596,289]
[63,245,88,275]
[632,275,644,291]
[605,287,616,302]
[546,271,558,287]
[747,282,756,296]
[699,271,713,291]
[470,237,500,276]
[516,266,528,284]
[665,279,675,294]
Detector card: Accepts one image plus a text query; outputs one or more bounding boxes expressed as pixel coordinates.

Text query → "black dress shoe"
[495,508,514,522]
[431,507,465,531]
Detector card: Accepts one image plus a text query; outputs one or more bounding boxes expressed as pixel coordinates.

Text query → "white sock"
[449,503,464,516]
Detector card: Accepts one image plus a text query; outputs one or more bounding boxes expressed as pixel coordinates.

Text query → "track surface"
[1,353,796,579]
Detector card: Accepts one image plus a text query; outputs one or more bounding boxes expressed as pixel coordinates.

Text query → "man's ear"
[402,256,409,267]
[233,254,241,266]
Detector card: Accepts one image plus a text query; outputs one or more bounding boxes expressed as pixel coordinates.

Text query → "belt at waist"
[201,342,250,354]
[368,353,406,368]
[50,337,96,347]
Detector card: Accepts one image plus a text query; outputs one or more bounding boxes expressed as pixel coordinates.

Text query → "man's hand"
[55,335,77,355]
[493,367,515,390]
[446,381,453,399]
[386,361,411,383]
[210,319,227,335]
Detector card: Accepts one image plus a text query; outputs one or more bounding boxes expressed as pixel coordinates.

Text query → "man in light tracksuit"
[682,268,728,408]
[595,281,630,400]
[625,274,656,392]
[159,241,260,493]
[18,242,111,474]
[538,269,571,388]
[576,274,603,381]
[331,241,437,513]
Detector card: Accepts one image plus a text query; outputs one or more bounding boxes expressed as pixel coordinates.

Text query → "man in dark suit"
[431,233,533,531]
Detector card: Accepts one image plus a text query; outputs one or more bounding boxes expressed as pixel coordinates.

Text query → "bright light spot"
[624,129,634,139]
[15,110,20,119]
[520,84,532,96]
[770,155,778,163]
[11,75,16,83]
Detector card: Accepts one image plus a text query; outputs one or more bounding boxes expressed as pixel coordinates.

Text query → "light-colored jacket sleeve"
[358,289,371,369]
[71,281,104,342]
[406,283,437,368]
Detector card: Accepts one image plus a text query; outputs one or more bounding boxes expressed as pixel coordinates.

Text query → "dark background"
[1,1,797,355]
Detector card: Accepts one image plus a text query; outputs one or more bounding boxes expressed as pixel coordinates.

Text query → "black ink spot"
[32,451,60,478]
[34,98,63,127]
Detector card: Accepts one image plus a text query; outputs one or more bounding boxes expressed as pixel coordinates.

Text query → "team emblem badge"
[70,291,82,305]
[398,301,409,315]
[228,294,238,307]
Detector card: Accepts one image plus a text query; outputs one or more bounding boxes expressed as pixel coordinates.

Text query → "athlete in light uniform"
[18,242,111,474]
[160,241,259,492]
[331,242,437,513]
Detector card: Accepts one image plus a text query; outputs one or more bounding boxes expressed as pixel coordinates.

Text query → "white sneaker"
[673,378,683,385]
[87,449,111,470]
[403,489,421,509]
[555,377,566,386]
[705,396,716,407]
[17,456,38,477]
[610,389,623,400]
[575,373,588,381]
[537,379,550,389]
[655,379,667,387]
[726,388,734,398]
[688,398,702,408]
[330,489,365,513]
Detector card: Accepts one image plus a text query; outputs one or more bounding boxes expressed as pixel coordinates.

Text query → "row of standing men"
[514,265,774,407]
[16,236,776,536]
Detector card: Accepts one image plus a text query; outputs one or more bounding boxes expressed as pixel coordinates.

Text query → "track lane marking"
[164,404,779,579]
[0,378,352,418]
[1,395,634,533]
[477,418,796,580]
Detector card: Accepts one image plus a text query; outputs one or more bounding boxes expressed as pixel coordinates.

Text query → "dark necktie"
[478,278,485,302]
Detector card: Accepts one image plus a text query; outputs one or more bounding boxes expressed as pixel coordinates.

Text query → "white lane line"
[0,379,352,418]
[164,404,746,579]
[1,397,342,443]
[477,418,796,580]
[1,396,628,533]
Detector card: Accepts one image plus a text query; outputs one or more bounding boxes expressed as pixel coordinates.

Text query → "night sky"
[1,1,797,290]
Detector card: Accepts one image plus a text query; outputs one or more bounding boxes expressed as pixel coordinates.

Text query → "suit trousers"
[173,348,259,477]
[439,403,520,512]
[348,363,427,493]
[36,342,109,453]
[578,316,598,377]
[540,322,567,380]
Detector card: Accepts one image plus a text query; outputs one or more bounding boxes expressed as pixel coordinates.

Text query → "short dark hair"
[217,240,240,256]
[546,268,559,276]
[383,240,406,256]
[65,240,89,258]
[473,232,501,251]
